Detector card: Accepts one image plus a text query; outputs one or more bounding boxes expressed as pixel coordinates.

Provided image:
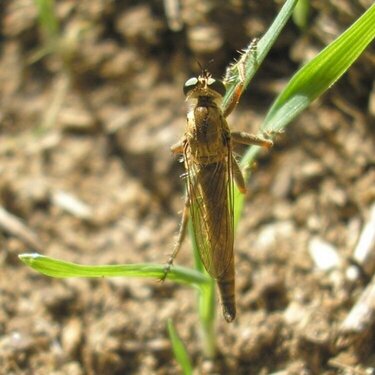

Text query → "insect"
[165,49,273,322]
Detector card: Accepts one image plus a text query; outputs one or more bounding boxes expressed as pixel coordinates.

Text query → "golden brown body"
[167,69,273,322]
[184,96,236,321]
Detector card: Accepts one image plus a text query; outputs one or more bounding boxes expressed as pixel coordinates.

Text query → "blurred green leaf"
[35,0,59,39]
[167,320,193,375]
[293,0,310,30]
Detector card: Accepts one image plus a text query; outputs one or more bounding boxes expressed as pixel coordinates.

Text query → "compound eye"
[183,77,198,96]
[209,79,226,97]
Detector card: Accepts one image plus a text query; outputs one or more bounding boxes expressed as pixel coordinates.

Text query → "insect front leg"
[171,139,184,154]
[223,38,259,118]
[231,131,273,149]
[161,196,190,281]
[223,82,245,119]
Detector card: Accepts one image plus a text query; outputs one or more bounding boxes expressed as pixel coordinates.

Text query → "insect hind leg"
[231,155,246,194]
[161,196,190,281]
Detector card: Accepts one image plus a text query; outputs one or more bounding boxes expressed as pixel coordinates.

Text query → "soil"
[1,1,374,374]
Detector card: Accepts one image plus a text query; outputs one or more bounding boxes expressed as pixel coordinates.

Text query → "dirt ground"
[1,1,374,374]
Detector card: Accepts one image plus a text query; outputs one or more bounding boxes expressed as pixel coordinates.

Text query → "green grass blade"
[235,3,375,226]
[262,3,375,134]
[19,253,210,287]
[188,220,217,357]
[223,0,299,113]
[167,319,193,375]
[35,0,59,39]
[197,281,217,358]
[219,0,299,229]
[293,0,310,30]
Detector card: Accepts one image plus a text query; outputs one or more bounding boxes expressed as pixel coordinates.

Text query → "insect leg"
[161,196,190,281]
[223,84,244,119]
[223,38,259,118]
[231,131,273,149]
[231,154,246,194]
[171,139,184,154]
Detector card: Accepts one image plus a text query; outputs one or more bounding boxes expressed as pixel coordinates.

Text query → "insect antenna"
[193,58,215,79]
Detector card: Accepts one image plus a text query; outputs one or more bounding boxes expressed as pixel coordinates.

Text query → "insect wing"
[184,151,235,279]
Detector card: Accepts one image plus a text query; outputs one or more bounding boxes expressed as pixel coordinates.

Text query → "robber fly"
[165,47,273,322]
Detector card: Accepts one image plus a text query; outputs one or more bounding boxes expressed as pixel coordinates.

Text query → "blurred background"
[0,0,374,374]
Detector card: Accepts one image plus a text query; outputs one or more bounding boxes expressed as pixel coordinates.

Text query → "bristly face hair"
[183,66,226,101]
[198,69,213,88]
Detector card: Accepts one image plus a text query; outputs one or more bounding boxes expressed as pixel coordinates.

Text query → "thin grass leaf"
[293,0,310,30]
[220,0,299,229]
[167,319,193,375]
[35,0,59,40]
[262,3,375,134]
[19,253,209,287]
[223,0,299,114]
[234,3,375,227]
[187,219,216,357]
[197,279,217,358]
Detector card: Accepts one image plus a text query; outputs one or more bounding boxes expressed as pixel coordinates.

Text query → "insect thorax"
[186,98,229,165]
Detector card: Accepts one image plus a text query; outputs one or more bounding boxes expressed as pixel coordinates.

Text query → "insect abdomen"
[217,262,236,322]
